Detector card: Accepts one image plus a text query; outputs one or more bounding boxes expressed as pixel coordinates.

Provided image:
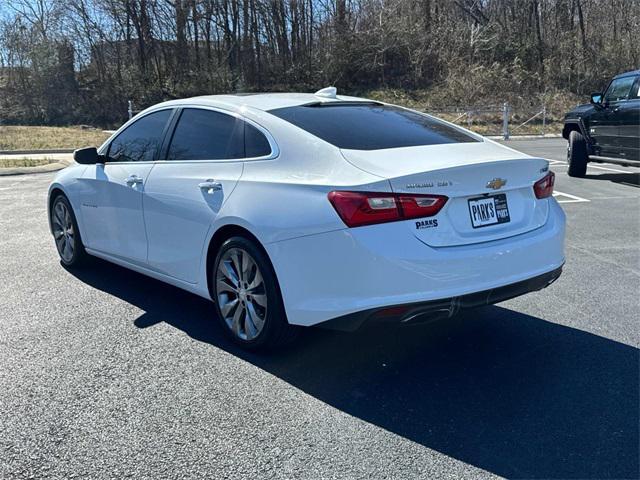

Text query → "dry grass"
[0,126,110,151]
[0,157,56,168]
[433,112,564,136]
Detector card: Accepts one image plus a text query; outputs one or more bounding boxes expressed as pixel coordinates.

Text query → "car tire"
[212,236,298,350]
[567,130,588,177]
[50,194,89,267]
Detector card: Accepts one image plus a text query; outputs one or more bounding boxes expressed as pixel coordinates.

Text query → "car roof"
[613,69,640,79]
[152,91,375,113]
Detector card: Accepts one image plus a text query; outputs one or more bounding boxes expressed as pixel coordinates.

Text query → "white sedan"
[48,88,565,349]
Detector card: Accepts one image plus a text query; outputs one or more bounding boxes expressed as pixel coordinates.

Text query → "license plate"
[468,194,511,228]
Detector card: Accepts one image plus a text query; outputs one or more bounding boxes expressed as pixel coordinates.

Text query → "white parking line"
[586,164,631,173]
[546,158,633,174]
[591,195,640,200]
[553,190,590,203]
[547,159,566,166]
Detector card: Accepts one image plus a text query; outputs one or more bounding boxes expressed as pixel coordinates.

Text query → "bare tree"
[0,0,638,125]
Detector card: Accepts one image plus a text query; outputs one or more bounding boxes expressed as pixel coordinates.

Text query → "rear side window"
[108,109,172,162]
[168,108,244,160]
[269,104,478,150]
[166,108,272,160]
[245,123,272,157]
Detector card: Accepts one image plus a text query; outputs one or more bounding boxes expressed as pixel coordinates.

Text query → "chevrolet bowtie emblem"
[486,178,507,190]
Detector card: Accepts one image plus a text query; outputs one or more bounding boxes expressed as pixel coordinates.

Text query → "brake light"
[397,195,447,218]
[328,191,448,227]
[534,171,555,199]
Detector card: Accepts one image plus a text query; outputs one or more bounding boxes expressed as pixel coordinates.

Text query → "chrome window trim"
[98,104,280,163]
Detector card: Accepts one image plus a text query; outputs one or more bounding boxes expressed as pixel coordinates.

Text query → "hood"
[564,103,593,119]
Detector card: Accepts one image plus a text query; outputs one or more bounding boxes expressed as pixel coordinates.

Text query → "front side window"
[108,109,172,162]
[269,103,478,150]
[604,76,637,103]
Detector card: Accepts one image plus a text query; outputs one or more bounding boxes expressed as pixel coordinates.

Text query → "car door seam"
[141,162,158,264]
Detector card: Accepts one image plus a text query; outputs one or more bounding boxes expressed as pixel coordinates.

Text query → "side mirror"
[73,147,105,164]
[590,92,603,105]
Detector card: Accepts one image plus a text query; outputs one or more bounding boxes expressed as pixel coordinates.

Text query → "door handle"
[198,179,222,192]
[125,174,143,186]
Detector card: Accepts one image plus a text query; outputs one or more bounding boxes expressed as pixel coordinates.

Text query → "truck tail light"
[328,191,448,228]
[534,171,555,199]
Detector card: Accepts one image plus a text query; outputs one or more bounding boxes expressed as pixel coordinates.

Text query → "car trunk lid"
[340,142,551,247]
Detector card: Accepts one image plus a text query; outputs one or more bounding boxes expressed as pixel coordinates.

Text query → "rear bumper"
[266,198,566,327]
[319,265,563,331]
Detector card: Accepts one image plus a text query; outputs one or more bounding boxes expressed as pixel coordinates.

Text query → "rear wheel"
[212,236,298,350]
[50,194,88,267]
[567,130,588,177]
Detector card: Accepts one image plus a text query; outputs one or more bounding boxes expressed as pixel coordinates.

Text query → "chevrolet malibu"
[48,88,565,349]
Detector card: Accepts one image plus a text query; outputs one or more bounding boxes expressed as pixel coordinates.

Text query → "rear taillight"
[534,171,555,199]
[328,191,448,228]
[397,195,447,218]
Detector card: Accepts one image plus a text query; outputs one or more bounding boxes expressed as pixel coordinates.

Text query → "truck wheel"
[567,130,588,178]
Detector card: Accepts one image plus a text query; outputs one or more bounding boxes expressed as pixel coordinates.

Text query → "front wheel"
[567,130,588,177]
[50,194,89,267]
[212,236,298,350]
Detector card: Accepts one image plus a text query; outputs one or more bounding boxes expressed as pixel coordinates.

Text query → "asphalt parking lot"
[1,138,638,479]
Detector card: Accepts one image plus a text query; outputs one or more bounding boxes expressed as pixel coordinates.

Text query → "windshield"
[269,103,479,150]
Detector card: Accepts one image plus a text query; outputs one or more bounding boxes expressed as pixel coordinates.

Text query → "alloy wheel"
[52,199,75,263]
[216,247,268,341]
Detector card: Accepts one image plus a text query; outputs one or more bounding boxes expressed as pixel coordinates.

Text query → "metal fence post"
[128,100,133,120]
[542,105,547,137]
[502,102,510,140]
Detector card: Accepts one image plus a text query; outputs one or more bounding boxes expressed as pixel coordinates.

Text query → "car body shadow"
[585,171,640,187]
[66,258,639,479]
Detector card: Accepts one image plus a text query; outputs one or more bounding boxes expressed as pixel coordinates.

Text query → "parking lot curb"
[0,159,72,176]
[0,148,74,155]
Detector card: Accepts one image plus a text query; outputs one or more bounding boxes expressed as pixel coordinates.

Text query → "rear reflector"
[534,171,555,199]
[328,191,448,227]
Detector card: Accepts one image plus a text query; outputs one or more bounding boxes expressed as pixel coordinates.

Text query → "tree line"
[0,0,638,126]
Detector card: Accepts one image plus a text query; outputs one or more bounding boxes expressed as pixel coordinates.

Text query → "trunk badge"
[406,180,452,189]
[486,178,507,190]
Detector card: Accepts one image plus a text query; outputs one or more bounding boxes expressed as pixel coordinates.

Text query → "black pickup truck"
[563,69,640,177]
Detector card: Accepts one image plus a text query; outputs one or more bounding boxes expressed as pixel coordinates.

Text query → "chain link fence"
[429,103,560,139]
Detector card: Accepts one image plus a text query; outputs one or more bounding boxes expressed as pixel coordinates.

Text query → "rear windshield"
[269,103,479,150]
